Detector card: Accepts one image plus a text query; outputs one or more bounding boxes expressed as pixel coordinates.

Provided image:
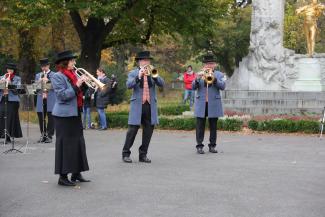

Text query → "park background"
[0,0,325,133]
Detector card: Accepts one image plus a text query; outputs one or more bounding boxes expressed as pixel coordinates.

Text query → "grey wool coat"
[192,70,226,118]
[126,68,164,125]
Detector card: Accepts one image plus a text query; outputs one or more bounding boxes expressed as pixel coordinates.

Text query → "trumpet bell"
[143,64,158,78]
[74,66,110,91]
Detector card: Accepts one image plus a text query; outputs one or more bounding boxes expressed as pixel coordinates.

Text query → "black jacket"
[95,76,111,108]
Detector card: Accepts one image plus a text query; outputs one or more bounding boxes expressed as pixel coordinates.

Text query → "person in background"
[94,68,110,130]
[183,65,196,110]
[35,58,56,143]
[108,74,118,106]
[82,87,94,129]
[0,63,23,143]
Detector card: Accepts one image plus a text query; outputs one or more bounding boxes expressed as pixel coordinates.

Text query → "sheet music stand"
[21,84,35,153]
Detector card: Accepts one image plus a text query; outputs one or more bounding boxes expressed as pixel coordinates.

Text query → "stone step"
[221,90,325,100]
[222,99,325,108]
[220,90,325,115]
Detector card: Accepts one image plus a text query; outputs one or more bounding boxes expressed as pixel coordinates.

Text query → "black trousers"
[37,100,54,138]
[196,102,218,148]
[122,102,154,158]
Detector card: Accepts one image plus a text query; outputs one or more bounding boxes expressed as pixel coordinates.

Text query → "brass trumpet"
[198,68,215,85]
[142,64,158,78]
[74,66,108,90]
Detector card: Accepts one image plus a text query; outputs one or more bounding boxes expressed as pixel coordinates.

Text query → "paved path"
[1,125,325,217]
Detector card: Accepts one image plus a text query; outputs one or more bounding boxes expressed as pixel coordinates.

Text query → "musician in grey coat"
[0,63,23,142]
[35,58,56,143]
[122,51,164,163]
[192,54,226,154]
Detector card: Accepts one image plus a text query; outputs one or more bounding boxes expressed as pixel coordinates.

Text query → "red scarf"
[59,68,83,108]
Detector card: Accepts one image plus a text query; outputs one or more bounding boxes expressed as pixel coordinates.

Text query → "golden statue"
[296,0,325,57]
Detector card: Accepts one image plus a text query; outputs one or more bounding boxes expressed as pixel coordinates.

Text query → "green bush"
[104,113,244,131]
[248,120,258,130]
[107,114,128,128]
[159,117,196,130]
[158,104,190,116]
[296,120,319,134]
[219,118,243,131]
[248,119,319,134]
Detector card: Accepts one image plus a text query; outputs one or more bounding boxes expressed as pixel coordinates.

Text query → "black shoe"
[197,147,205,154]
[37,136,46,143]
[58,176,76,186]
[139,156,151,163]
[71,173,90,182]
[209,146,218,153]
[122,156,132,163]
[44,137,52,143]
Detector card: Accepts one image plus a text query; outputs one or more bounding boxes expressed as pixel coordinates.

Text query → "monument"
[223,0,325,114]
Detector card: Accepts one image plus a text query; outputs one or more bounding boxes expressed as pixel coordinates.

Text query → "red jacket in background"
[183,72,196,90]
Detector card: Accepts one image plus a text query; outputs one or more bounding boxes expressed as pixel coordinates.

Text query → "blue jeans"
[97,108,107,129]
[83,106,91,128]
[183,89,194,108]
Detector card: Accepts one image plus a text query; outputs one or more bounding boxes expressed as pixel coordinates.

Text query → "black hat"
[135,51,153,60]
[6,63,17,70]
[202,54,217,63]
[55,50,78,64]
[40,58,50,66]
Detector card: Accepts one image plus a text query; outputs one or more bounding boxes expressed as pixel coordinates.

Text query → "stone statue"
[296,0,325,57]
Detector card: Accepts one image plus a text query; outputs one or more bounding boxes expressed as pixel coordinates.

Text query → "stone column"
[227,0,296,91]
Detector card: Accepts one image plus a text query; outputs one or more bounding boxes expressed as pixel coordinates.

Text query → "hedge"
[158,104,190,116]
[106,113,243,131]
[248,119,319,134]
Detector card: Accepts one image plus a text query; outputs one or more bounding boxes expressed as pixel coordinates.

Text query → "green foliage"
[0,0,63,29]
[107,114,129,128]
[101,63,128,104]
[159,117,196,130]
[188,2,251,76]
[104,109,244,131]
[283,2,306,53]
[248,119,319,134]
[248,119,258,130]
[219,118,243,131]
[158,104,189,116]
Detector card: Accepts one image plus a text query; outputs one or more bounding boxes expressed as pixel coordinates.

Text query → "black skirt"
[0,98,23,138]
[54,114,89,174]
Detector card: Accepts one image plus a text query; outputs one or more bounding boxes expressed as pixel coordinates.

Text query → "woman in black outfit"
[51,50,90,186]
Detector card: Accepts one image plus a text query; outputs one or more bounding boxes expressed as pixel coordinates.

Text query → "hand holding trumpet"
[76,75,87,87]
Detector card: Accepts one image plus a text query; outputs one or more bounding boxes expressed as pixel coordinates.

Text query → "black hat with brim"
[40,58,50,66]
[135,51,153,60]
[6,63,17,70]
[55,50,78,64]
[202,54,217,63]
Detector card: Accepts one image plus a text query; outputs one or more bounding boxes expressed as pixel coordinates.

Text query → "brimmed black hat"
[40,58,50,66]
[135,51,153,60]
[55,50,78,64]
[6,63,17,70]
[202,54,217,63]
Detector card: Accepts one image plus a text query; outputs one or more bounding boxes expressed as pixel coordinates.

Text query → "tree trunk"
[18,28,37,84]
[79,35,103,74]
